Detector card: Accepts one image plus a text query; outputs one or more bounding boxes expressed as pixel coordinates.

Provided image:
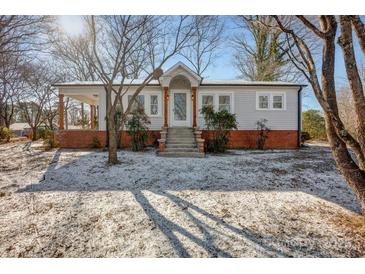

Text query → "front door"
[170,90,191,127]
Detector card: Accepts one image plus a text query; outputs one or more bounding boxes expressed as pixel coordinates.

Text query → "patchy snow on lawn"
[0,141,364,258]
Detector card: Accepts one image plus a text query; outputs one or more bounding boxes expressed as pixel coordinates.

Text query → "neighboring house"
[54,62,304,154]
[9,123,31,137]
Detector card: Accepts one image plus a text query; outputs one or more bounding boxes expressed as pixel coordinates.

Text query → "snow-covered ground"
[0,141,364,257]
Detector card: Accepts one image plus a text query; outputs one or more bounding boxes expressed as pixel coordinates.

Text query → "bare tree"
[337,88,358,137]
[232,16,306,82]
[17,63,58,140]
[42,87,59,130]
[0,16,53,129]
[179,16,224,76]
[78,15,195,164]
[50,29,97,81]
[337,63,365,137]
[0,16,51,56]
[261,15,365,214]
[0,53,24,127]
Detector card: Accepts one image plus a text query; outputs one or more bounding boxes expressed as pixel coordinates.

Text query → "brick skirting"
[55,130,160,149]
[201,130,299,149]
[56,129,298,149]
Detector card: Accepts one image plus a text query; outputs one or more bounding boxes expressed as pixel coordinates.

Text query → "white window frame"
[218,93,233,113]
[198,92,234,116]
[147,93,162,117]
[124,92,162,117]
[127,94,145,112]
[198,92,216,117]
[256,91,286,111]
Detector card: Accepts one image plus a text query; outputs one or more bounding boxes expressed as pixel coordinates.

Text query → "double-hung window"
[256,92,285,110]
[201,95,214,109]
[272,95,284,109]
[150,95,159,116]
[218,95,231,112]
[258,94,270,109]
[199,93,233,115]
[128,95,145,112]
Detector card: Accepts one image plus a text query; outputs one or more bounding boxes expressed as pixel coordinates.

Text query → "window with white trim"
[199,93,233,115]
[258,94,269,109]
[201,95,214,109]
[128,95,145,112]
[272,95,284,109]
[150,95,158,115]
[218,95,231,112]
[256,92,286,110]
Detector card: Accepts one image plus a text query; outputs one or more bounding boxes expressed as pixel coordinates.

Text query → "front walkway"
[0,142,364,257]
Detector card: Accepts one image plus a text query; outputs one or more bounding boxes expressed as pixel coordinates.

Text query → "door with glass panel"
[171,90,191,127]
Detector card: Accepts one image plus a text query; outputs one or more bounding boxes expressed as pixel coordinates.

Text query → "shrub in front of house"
[37,127,48,140]
[126,106,151,151]
[0,127,12,142]
[201,105,238,153]
[90,136,102,148]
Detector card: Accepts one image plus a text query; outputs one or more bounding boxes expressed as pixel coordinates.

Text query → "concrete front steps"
[158,127,205,158]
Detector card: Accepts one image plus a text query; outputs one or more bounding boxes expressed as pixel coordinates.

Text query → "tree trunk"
[320,18,365,214]
[338,16,365,168]
[324,112,365,213]
[5,118,10,129]
[31,126,37,141]
[107,114,119,164]
[0,106,5,127]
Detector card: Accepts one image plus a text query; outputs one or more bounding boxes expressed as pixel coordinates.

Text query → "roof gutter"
[53,83,307,88]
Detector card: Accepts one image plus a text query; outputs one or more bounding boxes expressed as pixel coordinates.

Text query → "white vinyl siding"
[197,87,298,130]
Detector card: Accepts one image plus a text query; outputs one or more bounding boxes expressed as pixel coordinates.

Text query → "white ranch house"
[54,62,304,156]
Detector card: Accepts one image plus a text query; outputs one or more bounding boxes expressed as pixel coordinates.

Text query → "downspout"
[297,86,303,148]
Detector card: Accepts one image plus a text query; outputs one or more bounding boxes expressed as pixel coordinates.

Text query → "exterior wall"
[55,130,160,149]
[59,85,300,132]
[202,130,299,149]
[197,86,300,130]
[119,86,164,130]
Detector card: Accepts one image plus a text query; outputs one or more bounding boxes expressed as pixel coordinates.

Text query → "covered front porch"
[57,87,102,131]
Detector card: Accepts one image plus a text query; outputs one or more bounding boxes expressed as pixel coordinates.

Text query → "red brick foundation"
[201,130,299,149]
[55,130,160,149]
[56,129,298,149]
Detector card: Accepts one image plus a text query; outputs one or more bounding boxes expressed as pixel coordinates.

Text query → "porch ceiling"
[66,94,98,105]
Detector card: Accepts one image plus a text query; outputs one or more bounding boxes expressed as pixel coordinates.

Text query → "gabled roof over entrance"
[159,61,202,87]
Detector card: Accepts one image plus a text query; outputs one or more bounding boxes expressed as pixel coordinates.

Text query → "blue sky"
[58,15,365,111]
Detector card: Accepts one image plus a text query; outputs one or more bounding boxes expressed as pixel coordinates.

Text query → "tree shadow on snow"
[15,147,362,257]
[17,147,360,213]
